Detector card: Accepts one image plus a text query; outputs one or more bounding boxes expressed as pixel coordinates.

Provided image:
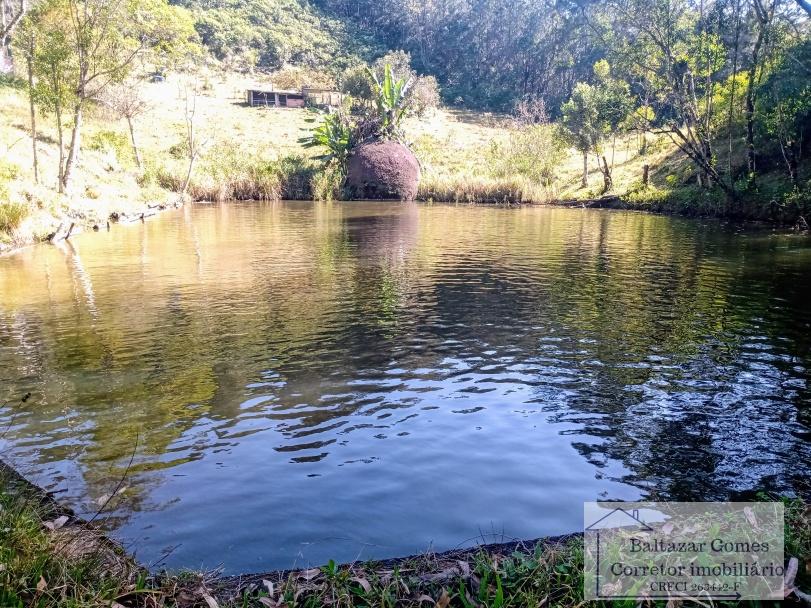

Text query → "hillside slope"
[170,0,380,74]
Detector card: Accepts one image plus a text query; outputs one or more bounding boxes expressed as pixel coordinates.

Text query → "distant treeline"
[307,0,811,203]
[314,0,605,112]
[168,0,379,73]
[314,0,809,113]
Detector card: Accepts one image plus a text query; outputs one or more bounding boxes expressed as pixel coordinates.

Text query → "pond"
[1,202,810,573]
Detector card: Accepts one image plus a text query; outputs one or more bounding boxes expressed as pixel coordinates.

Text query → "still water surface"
[1,202,810,572]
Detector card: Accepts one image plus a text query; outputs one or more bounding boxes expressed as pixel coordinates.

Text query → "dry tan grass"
[1,71,688,252]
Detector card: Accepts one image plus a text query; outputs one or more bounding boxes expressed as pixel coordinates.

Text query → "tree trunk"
[1,0,29,74]
[780,140,799,187]
[642,164,650,187]
[745,49,762,178]
[600,156,612,194]
[727,0,741,178]
[0,40,12,74]
[62,102,84,190]
[127,115,142,168]
[745,2,769,181]
[611,134,617,171]
[181,154,197,197]
[55,101,65,193]
[581,151,588,188]
[26,49,38,184]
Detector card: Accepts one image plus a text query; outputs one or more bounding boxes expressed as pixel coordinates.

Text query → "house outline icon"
[585,507,654,531]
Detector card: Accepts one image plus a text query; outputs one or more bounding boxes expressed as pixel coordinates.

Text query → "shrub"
[88,130,129,154]
[418,173,553,204]
[271,66,335,90]
[372,50,413,82]
[410,76,441,116]
[87,130,130,161]
[0,201,29,233]
[513,97,549,126]
[340,64,374,101]
[271,155,317,200]
[168,140,189,159]
[0,74,25,89]
[300,111,353,166]
[311,162,344,201]
[0,159,20,182]
[487,124,565,185]
[0,160,27,233]
[157,150,321,202]
[346,53,441,117]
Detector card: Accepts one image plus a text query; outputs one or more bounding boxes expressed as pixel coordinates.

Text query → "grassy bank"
[2,72,809,254]
[2,462,810,608]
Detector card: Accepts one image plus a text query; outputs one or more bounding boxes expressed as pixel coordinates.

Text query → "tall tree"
[102,83,150,169]
[609,0,736,196]
[24,0,196,191]
[744,0,776,182]
[25,0,73,191]
[561,82,604,188]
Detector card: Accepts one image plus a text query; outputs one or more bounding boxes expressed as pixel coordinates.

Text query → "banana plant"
[367,63,414,137]
[299,111,353,166]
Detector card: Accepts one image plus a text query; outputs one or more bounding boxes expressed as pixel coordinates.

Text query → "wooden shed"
[302,87,345,108]
[247,89,306,108]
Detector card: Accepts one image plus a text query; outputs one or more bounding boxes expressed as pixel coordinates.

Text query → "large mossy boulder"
[345,140,421,201]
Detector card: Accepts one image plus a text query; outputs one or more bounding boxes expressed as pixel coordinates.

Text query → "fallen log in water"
[552,195,625,209]
[48,221,76,243]
[109,203,173,225]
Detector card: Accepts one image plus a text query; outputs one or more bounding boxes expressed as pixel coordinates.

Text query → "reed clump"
[157,154,320,202]
[417,174,555,205]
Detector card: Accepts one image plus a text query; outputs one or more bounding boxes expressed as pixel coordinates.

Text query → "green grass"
[0,160,29,234]
[0,200,29,233]
[0,470,138,607]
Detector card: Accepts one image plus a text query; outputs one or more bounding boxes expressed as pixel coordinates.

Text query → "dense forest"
[168,0,379,73]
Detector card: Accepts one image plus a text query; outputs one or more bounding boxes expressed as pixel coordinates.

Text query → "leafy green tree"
[607,0,736,197]
[593,59,632,191]
[760,38,811,187]
[561,82,604,188]
[340,64,374,104]
[23,0,197,192]
[17,0,74,190]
